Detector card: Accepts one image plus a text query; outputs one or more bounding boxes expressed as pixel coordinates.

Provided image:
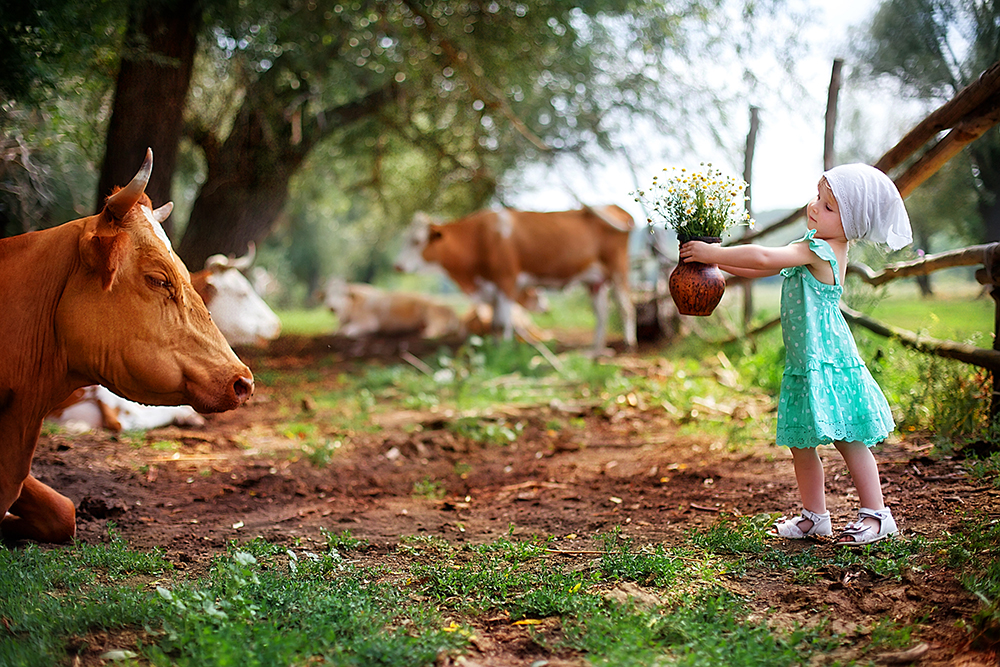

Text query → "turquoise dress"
[776,229,894,448]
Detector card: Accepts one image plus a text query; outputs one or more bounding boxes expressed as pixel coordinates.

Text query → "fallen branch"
[400,350,435,377]
[543,548,703,563]
[846,244,998,285]
[840,303,1000,372]
[515,323,567,376]
[690,503,721,513]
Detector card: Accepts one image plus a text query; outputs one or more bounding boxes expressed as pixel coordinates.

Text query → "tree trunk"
[177,99,305,271]
[969,132,1000,242]
[96,0,202,236]
[178,82,397,271]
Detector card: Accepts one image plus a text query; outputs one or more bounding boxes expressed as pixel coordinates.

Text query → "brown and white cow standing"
[0,149,254,543]
[395,206,637,355]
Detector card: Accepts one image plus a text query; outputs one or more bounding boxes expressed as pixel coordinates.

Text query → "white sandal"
[768,508,832,539]
[837,507,898,547]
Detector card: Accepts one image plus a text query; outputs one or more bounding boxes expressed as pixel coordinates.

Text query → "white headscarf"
[823,164,912,251]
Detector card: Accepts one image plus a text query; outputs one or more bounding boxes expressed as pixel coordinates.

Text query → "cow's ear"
[427,225,443,243]
[81,231,130,291]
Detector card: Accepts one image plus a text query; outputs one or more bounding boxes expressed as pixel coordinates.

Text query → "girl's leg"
[834,440,885,535]
[789,446,826,531]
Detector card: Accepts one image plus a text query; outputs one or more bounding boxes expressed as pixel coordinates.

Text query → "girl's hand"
[679,240,713,264]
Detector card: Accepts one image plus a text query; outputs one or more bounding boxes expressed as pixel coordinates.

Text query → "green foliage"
[936,513,1000,646]
[148,544,465,666]
[598,529,699,588]
[447,416,524,446]
[964,451,1000,488]
[0,0,123,106]
[412,477,447,500]
[0,533,172,665]
[274,308,338,336]
[320,528,370,554]
[8,519,999,666]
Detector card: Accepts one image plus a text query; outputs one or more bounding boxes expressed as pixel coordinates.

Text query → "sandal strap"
[800,508,830,523]
[841,521,873,536]
[858,507,892,522]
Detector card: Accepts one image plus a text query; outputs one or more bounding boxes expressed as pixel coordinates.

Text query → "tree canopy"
[2,0,797,296]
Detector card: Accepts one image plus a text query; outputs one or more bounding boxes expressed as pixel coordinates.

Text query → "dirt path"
[27,334,1000,665]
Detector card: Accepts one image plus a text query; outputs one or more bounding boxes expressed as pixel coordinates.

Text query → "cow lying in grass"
[321,279,463,339]
[0,149,253,543]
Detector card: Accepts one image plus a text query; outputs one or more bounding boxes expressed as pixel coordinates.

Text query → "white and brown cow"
[0,149,253,543]
[47,385,206,433]
[395,206,637,354]
[190,244,282,347]
[321,279,463,339]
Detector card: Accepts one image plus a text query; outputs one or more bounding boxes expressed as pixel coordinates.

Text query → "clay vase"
[669,235,726,316]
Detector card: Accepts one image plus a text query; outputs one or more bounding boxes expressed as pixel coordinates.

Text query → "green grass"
[8,520,990,666]
[275,308,337,336]
[867,287,992,343]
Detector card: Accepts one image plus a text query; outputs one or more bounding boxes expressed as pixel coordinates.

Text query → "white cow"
[190,244,282,347]
[48,386,205,434]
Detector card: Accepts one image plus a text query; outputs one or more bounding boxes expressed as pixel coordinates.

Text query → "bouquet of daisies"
[634,163,754,239]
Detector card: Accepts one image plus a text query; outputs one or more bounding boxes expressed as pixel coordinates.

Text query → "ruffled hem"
[777,365,894,449]
[777,423,892,449]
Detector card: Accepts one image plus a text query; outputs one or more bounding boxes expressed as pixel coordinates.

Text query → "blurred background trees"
[855,0,1000,246]
[4,0,998,305]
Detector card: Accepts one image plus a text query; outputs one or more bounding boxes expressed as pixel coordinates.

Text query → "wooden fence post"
[742,106,759,331]
[987,244,1000,421]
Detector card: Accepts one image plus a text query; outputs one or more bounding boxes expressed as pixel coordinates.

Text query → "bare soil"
[26,333,1000,666]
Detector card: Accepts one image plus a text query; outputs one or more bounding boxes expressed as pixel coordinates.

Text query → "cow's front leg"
[1,474,76,543]
[493,293,515,341]
[612,279,637,350]
[589,282,613,356]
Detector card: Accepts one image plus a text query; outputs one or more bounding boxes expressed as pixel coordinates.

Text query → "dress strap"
[792,228,840,286]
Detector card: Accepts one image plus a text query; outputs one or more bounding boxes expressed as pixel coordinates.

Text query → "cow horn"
[106,148,153,219]
[151,201,173,223]
[230,242,256,271]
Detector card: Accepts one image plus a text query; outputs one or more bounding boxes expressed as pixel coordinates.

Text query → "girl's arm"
[679,240,817,274]
[716,264,782,279]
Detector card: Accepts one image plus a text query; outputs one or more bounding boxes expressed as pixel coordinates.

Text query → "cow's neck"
[0,221,86,434]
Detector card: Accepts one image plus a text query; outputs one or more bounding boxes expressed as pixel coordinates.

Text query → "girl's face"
[807,178,846,241]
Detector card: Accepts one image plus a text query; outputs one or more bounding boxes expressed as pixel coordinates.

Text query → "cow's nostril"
[233,374,254,403]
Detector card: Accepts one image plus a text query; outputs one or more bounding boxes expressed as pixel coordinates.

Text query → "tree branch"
[840,303,1000,372]
[846,243,1000,285]
[398,0,550,152]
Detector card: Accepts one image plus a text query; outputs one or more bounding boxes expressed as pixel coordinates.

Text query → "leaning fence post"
[988,244,1000,420]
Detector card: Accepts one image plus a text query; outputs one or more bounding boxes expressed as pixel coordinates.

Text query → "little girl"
[679,163,912,546]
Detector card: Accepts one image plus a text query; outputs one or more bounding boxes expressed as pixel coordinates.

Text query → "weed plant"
[965,451,1000,488]
[938,512,1000,645]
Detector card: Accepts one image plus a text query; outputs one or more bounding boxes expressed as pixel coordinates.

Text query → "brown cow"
[0,149,254,543]
[394,206,637,355]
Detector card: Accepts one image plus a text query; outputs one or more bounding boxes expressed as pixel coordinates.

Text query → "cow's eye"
[146,274,173,292]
